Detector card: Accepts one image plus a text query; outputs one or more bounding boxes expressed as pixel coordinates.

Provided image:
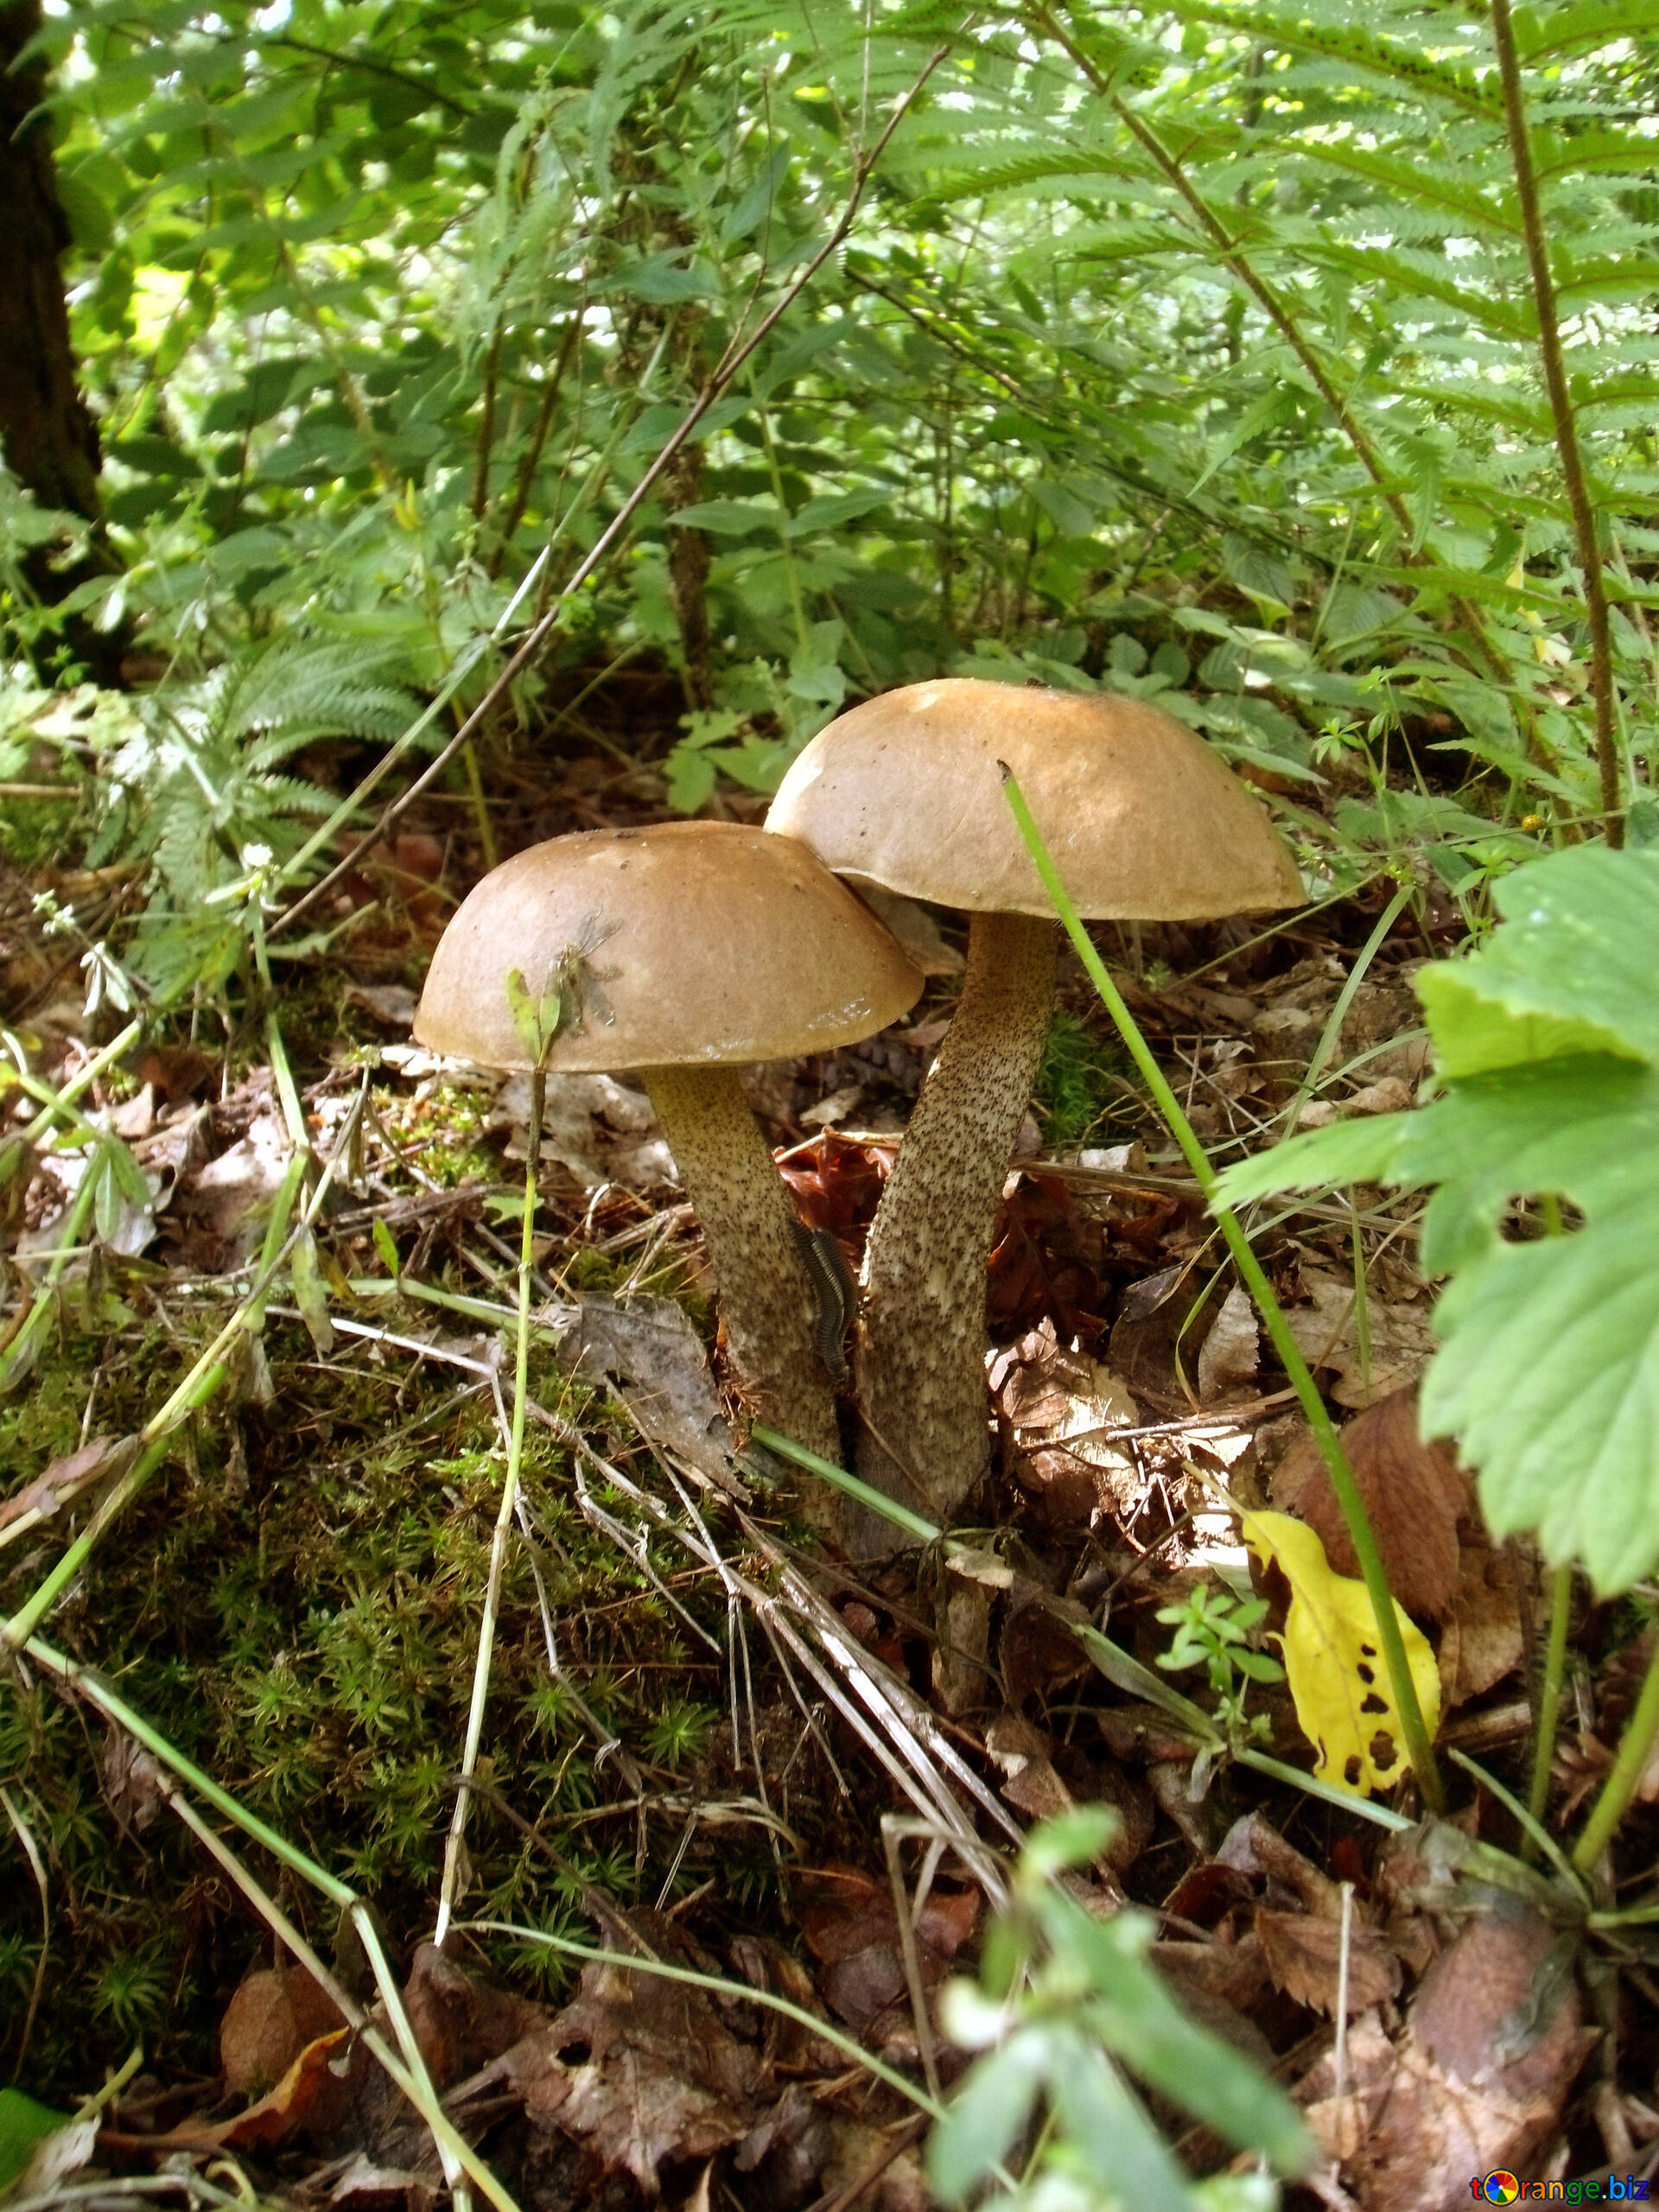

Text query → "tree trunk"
[0,0,126,674]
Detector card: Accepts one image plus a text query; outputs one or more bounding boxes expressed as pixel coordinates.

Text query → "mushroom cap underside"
[413,821,924,1073]
[766,677,1303,918]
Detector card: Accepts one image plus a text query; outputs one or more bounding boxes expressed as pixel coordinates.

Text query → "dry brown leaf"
[1198,1283,1259,1404]
[1274,1386,1472,1624]
[0,1433,137,1535]
[222,1965,348,2097]
[401,1941,547,2090]
[556,1294,740,1492]
[1151,1935,1272,2018]
[1439,1542,1527,1708]
[991,1321,1141,1524]
[1255,1908,1402,2018]
[1300,1909,1595,2212]
[500,1963,770,2196]
[1285,1269,1435,1408]
[1215,1811,1344,1917]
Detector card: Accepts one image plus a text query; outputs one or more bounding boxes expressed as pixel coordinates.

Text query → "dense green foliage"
[10,0,1659,965]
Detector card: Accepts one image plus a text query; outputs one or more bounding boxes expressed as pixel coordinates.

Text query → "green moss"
[0,1321,736,2099]
[1033,1009,1135,1147]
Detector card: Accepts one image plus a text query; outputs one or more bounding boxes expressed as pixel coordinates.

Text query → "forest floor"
[1,666,1648,2212]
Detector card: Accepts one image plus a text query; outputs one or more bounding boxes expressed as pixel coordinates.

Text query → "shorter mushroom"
[767,678,1301,1528]
[414,822,921,1546]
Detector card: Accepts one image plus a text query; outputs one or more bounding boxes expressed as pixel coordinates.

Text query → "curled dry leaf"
[0,1432,138,1534]
[798,1866,981,2037]
[555,1293,741,1492]
[1438,1541,1529,1710]
[990,1319,1141,1526]
[1198,1282,1259,1404]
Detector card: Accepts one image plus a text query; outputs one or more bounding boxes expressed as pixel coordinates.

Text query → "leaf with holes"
[1239,1510,1440,1796]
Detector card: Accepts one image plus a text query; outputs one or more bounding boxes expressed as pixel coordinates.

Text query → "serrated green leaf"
[1425,1192,1659,1593]
[664,746,717,814]
[1426,849,1659,1066]
[784,486,893,536]
[1416,970,1632,1079]
[666,499,784,536]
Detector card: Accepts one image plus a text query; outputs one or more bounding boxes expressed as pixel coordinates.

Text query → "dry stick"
[269,44,951,944]
[998,767,1446,1812]
[1488,0,1623,842]
[490,310,586,572]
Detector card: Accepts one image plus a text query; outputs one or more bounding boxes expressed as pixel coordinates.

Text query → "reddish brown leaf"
[1438,1541,1527,1708]
[1303,1908,1596,2211]
[1273,1385,1472,1624]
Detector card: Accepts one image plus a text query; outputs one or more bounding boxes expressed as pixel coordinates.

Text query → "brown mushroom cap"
[766,677,1302,919]
[413,822,922,1073]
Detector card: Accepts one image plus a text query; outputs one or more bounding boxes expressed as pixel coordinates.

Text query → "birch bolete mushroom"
[413,823,920,1544]
[766,677,1301,1528]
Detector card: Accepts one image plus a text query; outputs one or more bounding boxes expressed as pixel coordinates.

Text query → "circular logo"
[1483,2178,1520,2206]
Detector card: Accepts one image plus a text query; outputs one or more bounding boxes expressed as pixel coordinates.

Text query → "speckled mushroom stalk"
[643,1065,841,1465]
[766,678,1301,1542]
[853,913,1057,1523]
[412,823,921,1559]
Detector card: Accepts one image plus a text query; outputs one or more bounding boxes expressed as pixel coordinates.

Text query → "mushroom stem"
[644,1064,858,1541]
[854,911,1058,1526]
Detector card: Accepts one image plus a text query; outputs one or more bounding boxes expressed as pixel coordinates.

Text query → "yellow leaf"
[1238,1509,1440,1797]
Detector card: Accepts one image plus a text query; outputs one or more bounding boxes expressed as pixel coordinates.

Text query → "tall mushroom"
[414,822,921,1547]
[766,678,1301,1528]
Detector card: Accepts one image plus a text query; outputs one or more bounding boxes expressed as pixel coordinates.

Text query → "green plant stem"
[0,1016,143,1181]
[461,734,499,874]
[749,1424,940,1544]
[1488,0,1623,844]
[1526,1563,1573,1853]
[1000,767,1444,1811]
[0,1165,100,1391]
[1573,1630,1659,1875]
[435,1072,542,1945]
